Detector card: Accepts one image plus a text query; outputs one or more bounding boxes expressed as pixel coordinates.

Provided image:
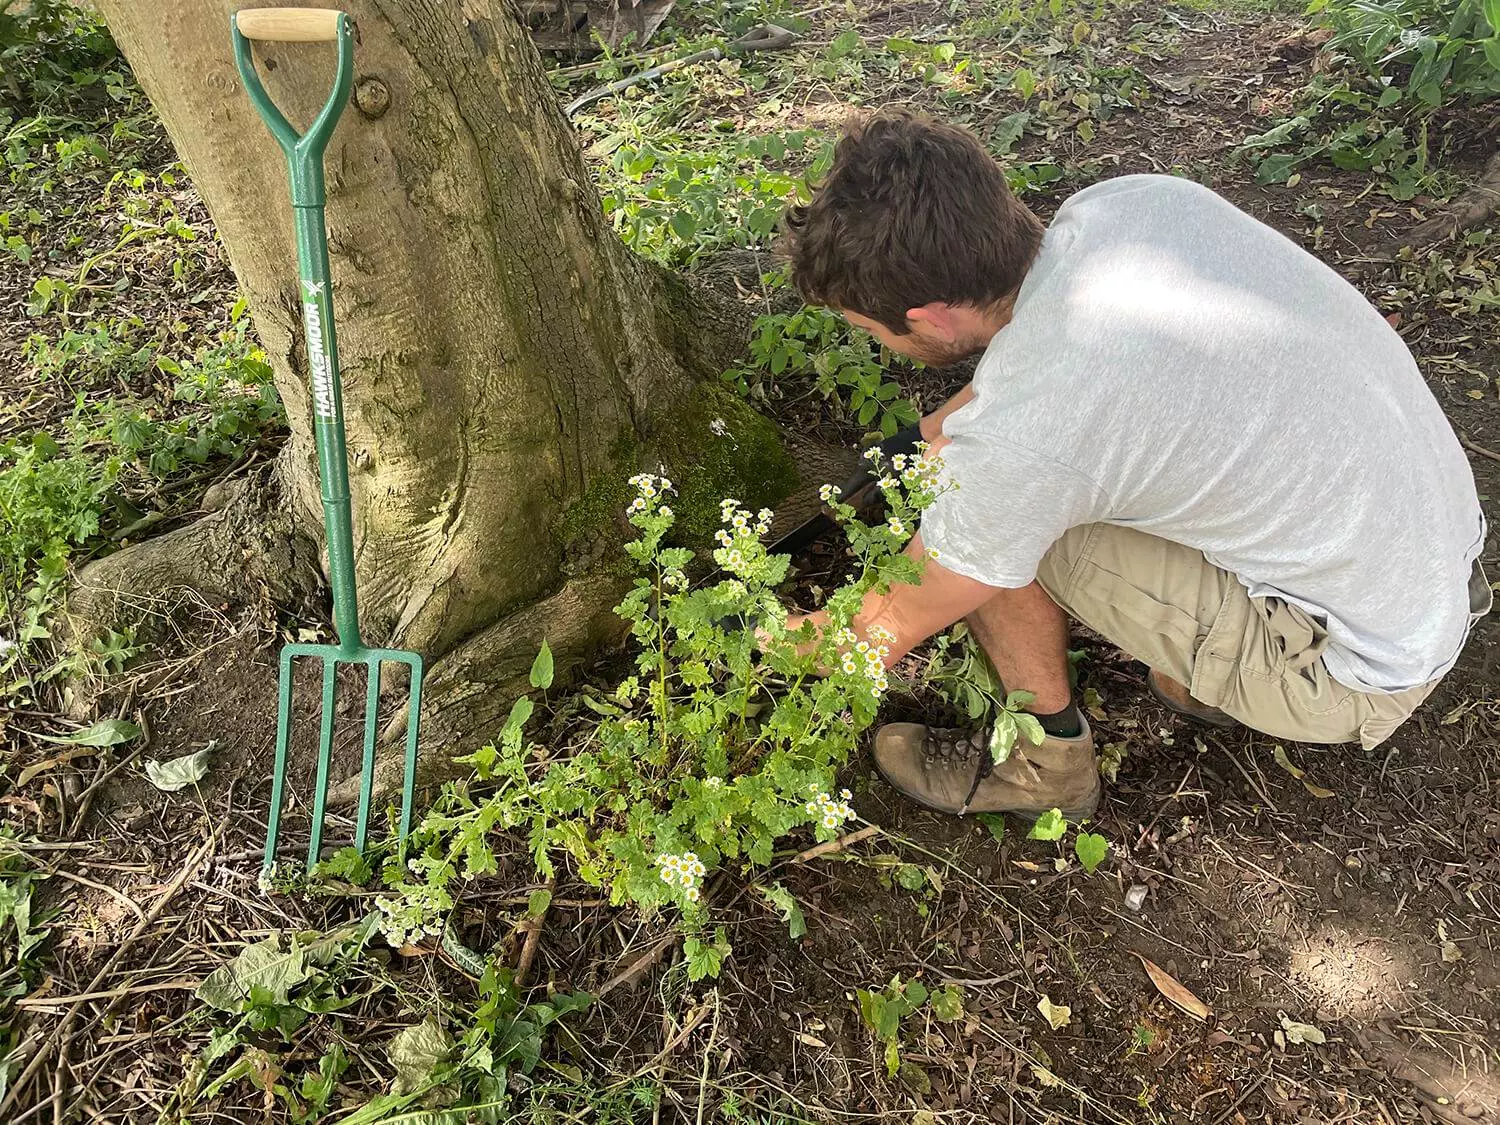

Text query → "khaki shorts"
[1035,523,1492,749]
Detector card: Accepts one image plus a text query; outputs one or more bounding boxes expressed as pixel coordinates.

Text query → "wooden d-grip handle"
[235,8,344,41]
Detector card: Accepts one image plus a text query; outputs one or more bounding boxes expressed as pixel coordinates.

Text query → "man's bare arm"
[919,382,974,443]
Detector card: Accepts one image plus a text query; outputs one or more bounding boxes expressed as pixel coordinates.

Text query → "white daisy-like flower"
[658,505,672,517]
[926,546,940,560]
[818,483,840,501]
[855,640,870,654]
[726,549,744,567]
[732,513,748,529]
[685,886,701,903]
[659,478,673,491]
[679,873,695,889]
[841,654,859,674]
[840,789,852,801]
[715,529,733,546]
[834,628,858,646]
[705,776,723,789]
[822,813,840,829]
[641,483,657,498]
[805,800,819,814]
[755,521,771,535]
[888,517,906,535]
[758,508,773,522]
[629,497,647,513]
[868,625,896,644]
[878,476,898,489]
[659,867,678,885]
[892,454,908,469]
[720,498,740,511]
[863,447,880,460]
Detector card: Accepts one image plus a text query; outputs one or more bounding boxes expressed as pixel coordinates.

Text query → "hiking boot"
[872,717,1101,820]
[1147,670,1236,728]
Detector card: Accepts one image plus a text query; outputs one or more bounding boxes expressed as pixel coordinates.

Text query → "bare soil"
[4,2,1498,1123]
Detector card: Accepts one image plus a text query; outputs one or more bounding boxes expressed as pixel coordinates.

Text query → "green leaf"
[1377,85,1403,108]
[683,930,729,981]
[989,714,1018,763]
[903,978,928,1010]
[883,1037,901,1077]
[1013,712,1046,747]
[144,747,211,792]
[895,864,926,891]
[387,1016,454,1094]
[529,640,554,690]
[1004,689,1035,710]
[526,889,552,917]
[760,883,807,939]
[669,210,698,241]
[975,813,1005,843]
[1485,0,1500,34]
[931,984,965,1021]
[1074,831,1109,874]
[196,936,313,1012]
[1482,35,1500,70]
[33,718,141,747]
[989,109,1030,155]
[1028,808,1067,842]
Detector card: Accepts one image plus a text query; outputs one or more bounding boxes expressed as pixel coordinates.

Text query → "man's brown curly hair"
[781,109,1044,334]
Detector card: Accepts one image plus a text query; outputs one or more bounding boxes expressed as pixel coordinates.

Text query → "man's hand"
[781,533,997,672]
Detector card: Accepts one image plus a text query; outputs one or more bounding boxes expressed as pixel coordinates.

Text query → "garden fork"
[231,8,423,875]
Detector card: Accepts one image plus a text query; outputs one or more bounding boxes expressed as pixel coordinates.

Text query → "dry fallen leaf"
[1030,1063,1063,1088]
[1134,953,1211,1021]
[794,1032,829,1048]
[1271,744,1303,779]
[1037,994,1072,1030]
[1302,780,1336,799]
[1279,1013,1326,1045]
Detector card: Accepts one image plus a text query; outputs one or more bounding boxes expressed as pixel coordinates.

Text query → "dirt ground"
[4,1,1499,1122]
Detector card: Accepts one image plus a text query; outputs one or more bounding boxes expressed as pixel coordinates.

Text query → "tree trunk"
[86,1,795,749]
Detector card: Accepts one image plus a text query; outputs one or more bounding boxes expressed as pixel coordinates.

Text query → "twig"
[46,868,146,925]
[791,823,881,863]
[514,877,555,988]
[1460,433,1500,465]
[626,1001,714,1080]
[696,991,721,1125]
[0,829,218,1122]
[598,932,680,998]
[15,979,198,1010]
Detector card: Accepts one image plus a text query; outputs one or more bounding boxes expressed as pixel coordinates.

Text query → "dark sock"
[1031,702,1083,739]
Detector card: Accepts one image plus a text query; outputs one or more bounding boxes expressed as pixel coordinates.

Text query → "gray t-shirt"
[922,174,1486,693]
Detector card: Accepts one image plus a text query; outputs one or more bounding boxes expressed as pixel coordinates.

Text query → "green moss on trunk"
[560,384,797,570]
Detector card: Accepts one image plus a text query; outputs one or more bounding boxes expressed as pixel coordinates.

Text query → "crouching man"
[779,110,1490,821]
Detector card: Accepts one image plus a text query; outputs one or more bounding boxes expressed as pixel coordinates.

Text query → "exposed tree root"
[1385,149,1500,255]
[327,575,632,805]
[66,465,323,653]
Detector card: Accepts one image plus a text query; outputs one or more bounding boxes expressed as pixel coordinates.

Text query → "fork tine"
[398,655,424,853]
[306,656,338,868]
[353,661,380,852]
[263,647,297,874]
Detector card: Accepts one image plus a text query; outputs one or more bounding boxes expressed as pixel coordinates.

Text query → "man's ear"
[905,302,958,341]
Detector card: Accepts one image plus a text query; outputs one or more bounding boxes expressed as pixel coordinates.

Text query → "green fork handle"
[232,8,362,653]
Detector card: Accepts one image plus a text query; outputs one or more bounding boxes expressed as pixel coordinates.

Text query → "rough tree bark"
[83,0,796,767]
